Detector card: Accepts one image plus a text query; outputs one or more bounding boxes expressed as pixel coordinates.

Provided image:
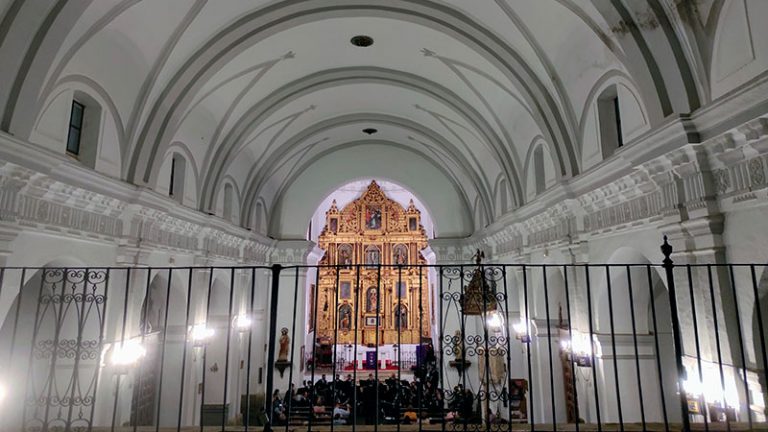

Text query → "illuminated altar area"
[304,180,436,373]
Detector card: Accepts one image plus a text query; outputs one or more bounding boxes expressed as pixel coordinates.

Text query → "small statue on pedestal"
[275,327,292,377]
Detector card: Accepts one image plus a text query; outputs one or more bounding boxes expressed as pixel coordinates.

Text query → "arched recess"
[268,142,474,239]
[523,137,557,201]
[591,248,679,424]
[132,270,189,427]
[31,77,125,176]
[579,72,650,171]
[156,143,199,207]
[0,258,114,430]
[251,197,268,234]
[217,175,242,225]
[493,175,511,218]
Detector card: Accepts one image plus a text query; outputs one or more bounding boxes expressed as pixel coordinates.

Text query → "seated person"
[333,413,346,425]
[333,402,351,420]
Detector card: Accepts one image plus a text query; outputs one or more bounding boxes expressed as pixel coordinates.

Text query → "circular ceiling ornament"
[350,35,374,47]
[362,128,378,135]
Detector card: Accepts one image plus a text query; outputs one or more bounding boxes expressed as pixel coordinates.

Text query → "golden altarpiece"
[314,181,430,346]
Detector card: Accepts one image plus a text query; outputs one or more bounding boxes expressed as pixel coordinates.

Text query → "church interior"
[1,1,768,431]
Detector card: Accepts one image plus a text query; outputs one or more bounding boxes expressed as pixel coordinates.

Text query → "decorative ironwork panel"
[23,268,108,432]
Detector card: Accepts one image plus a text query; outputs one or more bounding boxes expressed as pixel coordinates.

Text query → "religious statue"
[367,288,377,312]
[393,244,408,265]
[278,327,290,361]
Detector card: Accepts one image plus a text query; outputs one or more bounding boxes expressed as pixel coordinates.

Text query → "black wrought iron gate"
[0,239,766,431]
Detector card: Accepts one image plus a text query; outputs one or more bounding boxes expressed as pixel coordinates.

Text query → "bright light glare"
[191,324,214,342]
[0,383,6,405]
[512,319,529,336]
[234,314,252,330]
[486,312,504,330]
[111,339,146,366]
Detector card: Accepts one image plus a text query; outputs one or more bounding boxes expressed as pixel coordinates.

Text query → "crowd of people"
[270,346,481,425]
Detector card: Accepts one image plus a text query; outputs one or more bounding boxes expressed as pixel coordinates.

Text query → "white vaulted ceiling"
[0,0,751,239]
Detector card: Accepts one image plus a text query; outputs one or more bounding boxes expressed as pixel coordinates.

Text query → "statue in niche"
[278,327,290,361]
[366,287,378,312]
[393,244,408,265]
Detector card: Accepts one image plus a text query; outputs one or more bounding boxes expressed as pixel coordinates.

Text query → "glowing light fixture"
[110,339,146,368]
[486,311,504,331]
[190,324,214,346]
[512,318,532,343]
[234,314,252,332]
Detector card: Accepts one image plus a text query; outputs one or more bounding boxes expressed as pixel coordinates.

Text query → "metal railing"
[0,238,766,431]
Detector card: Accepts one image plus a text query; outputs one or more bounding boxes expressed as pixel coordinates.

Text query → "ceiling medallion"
[350,35,374,47]
[362,128,378,135]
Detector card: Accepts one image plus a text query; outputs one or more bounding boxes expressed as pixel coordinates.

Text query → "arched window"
[597,85,623,159]
[394,304,408,330]
[223,183,234,221]
[338,304,352,331]
[169,153,186,202]
[534,145,545,195]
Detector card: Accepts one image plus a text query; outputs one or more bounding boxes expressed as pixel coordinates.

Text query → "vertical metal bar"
[221,268,236,432]
[563,265,579,432]
[481,262,491,432]
[645,265,669,430]
[330,266,341,432]
[87,269,111,432]
[522,265,534,431]
[375,262,381,430]
[750,265,768,423]
[308,265,319,432]
[707,265,730,432]
[19,267,44,432]
[501,266,513,432]
[542,266,557,431]
[438,267,446,432]
[686,264,708,431]
[244,268,256,432]
[397,264,403,432]
[285,267,302,432]
[418,264,424,432]
[728,265,753,428]
[112,268,132,432]
[625,266,646,430]
[6,268,26,372]
[177,268,195,431]
[584,266,602,431]
[133,268,153,432]
[264,264,283,432]
[352,263,361,429]
[459,264,467,432]
[660,237,691,432]
[200,268,215,432]
[154,268,173,432]
[605,266,624,431]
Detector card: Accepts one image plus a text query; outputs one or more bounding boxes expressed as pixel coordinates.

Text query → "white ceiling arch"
[0,0,734,238]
